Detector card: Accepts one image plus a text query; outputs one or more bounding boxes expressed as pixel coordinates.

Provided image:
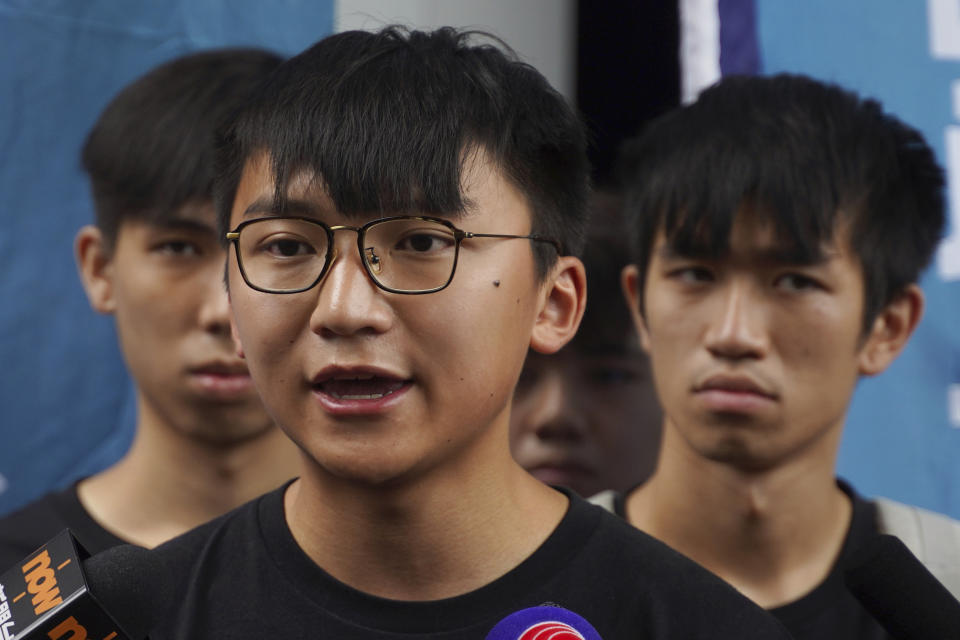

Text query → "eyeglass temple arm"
[463,232,563,254]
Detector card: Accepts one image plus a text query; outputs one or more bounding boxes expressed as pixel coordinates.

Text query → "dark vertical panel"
[576,0,680,186]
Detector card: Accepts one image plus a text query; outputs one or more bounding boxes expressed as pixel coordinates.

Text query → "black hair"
[576,191,636,346]
[82,48,283,248]
[215,26,590,278]
[619,73,946,328]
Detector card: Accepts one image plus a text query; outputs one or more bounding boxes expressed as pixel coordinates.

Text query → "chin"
[699,440,782,473]
[184,416,278,447]
[305,448,428,489]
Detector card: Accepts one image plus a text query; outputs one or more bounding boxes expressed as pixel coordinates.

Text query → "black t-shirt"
[0,483,126,570]
[768,483,888,639]
[132,484,790,639]
[612,481,890,639]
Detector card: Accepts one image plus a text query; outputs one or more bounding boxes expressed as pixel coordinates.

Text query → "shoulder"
[151,484,277,571]
[0,486,83,569]
[874,496,960,598]
[568,497,790,638]
[0,483,128,570]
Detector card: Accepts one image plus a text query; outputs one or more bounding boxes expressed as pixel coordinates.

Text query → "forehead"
[231,149,532,226]
[653,209,851,267]
[120,199,218,235]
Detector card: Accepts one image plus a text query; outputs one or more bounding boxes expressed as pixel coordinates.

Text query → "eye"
[586,365,640,386]
[669,266,714,283]
[393,231,455,254]
[774,273,821,292]
[260,236,316,258]
[154,240,200,257]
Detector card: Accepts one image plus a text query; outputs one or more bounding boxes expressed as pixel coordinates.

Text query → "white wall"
[335,0,576,99]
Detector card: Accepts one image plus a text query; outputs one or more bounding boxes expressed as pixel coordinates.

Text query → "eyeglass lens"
[236,218,459,293]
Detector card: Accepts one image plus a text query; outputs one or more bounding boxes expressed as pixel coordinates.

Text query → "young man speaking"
[122,27,791,639]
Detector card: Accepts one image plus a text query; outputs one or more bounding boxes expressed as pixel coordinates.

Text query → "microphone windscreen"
[83,544,165,639]
[485,605,602,640]
[844,534,960,639]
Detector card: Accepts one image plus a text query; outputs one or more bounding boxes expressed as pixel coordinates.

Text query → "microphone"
[485,605,603,640]
[0,530,157,640]
[844,533,960,639]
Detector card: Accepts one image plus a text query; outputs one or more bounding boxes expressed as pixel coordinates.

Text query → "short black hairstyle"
[215,26,590,278]
[620,73,946,329]
[82,48,283,248]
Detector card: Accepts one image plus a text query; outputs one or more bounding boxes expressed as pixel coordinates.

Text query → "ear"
[529,255,587,354]
[621,264,651,353]
[75,225,116,314]
[857,284,924,376]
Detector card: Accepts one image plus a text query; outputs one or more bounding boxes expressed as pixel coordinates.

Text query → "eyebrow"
[656,243,834,266]
[576,342,643,357]
[153,218,215,233]
[242,197,322,219]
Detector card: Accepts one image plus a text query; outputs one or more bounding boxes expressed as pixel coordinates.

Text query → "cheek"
[114,275,187,342]
[412,273,537,402]
[231,292,304,371]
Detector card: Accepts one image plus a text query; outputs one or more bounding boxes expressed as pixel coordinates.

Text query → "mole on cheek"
[492,280,501,287]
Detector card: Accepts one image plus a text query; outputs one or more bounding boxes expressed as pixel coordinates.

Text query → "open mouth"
[313,374,408,401]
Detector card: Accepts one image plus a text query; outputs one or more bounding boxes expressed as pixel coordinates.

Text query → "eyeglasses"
[226,215,563,295]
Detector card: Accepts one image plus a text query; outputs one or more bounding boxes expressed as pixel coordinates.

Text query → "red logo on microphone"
[518,621,586,640]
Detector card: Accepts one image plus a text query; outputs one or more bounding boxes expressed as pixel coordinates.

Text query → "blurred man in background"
[511,191,661,497]
[0,49,299,567]
[605,73,959,638]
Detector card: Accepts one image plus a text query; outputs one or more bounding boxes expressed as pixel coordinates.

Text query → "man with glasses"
[0,49,300,569]
[124,27,791,639]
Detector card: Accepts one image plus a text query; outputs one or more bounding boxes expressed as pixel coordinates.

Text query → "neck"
[627,421,852,608]
[78,397,299,548]
[286,420,567,601]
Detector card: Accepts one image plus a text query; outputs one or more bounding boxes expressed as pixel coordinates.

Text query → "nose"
[522,368,588,443]
[199,264,233,338]
[703,280,769,360]
[309,232,392,338]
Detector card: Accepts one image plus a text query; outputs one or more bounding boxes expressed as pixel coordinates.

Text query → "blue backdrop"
[757,0,960,518]
[0,1,334,514]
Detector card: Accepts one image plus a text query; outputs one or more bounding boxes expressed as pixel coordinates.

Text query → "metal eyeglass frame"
[225,215,563,295]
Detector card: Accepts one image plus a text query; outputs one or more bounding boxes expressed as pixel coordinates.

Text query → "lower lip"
[530,465,591,488]
[312,382,412,416]
[696,389,775,413]
[190,373,256,398]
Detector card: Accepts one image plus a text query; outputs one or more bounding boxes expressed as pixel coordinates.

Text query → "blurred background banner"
[0,1,335,513]
[2,0,957,519]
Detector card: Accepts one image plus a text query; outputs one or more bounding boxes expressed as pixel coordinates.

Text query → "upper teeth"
[331,391,388,400]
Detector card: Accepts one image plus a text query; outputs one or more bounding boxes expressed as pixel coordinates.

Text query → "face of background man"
[78,201,273,445]
[510,329,661,496]
[625,216,910,473]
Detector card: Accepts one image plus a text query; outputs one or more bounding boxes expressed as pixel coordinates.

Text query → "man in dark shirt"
[125,27,791,639]
[510,192,661,497]
[0,49,299,569]
[609,73,955,638]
